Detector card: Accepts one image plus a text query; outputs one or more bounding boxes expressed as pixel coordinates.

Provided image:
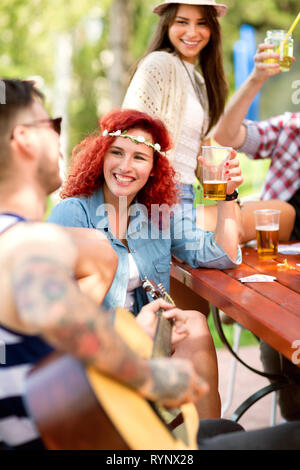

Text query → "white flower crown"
[102,129,166,156]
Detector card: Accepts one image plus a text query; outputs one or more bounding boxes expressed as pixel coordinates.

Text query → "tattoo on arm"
[149,359,189,400]
[11,256,149,391]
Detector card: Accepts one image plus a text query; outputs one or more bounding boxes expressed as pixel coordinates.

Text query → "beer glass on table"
[201,146,232,200]
[254,209,280,260]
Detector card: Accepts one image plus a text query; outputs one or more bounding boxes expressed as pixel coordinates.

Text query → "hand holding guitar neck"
[141,278,188,357]
[139,279,207,412]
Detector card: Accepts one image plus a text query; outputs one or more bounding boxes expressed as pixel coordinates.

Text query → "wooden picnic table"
[171,243,300,420]
[171,243,300,365]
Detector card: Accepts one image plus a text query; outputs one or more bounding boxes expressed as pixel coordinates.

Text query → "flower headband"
[102,129,166,156]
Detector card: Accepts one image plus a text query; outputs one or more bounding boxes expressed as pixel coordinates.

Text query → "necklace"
[180,59,203,105]
[179,58,207,142]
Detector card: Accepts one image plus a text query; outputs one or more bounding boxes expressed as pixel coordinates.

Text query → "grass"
[207,312,259,349]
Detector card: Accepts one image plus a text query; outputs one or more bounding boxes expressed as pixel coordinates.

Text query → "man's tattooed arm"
[11,256,207,406]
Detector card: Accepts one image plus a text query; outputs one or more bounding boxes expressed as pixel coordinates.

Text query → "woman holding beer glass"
[122,0,232,214]
[48,108,243,419]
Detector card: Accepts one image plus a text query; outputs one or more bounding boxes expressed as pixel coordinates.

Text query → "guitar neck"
[152,309,173,358]
[142,279,174,358]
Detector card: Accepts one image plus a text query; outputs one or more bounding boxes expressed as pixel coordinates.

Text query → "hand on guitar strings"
[136,298,189,345]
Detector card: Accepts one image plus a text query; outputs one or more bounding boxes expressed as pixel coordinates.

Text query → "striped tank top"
[0,213,54,449]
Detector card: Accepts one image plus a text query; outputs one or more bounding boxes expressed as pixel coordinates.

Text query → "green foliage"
[69,35,105,149]
[207,312,259,349]
[1,0,299,192]
[0,0,100,79]
[2,0,299,92]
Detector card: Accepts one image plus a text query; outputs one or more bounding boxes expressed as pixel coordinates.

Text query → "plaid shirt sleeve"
[237,115,290,160]
[237,120,261,157]
[236,113,300,200]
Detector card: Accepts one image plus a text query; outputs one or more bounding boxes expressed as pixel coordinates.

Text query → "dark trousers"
[197,419,300,450]
[260,341,300,421]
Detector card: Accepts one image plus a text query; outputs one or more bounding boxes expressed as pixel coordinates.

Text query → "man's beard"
[36,157,62,195]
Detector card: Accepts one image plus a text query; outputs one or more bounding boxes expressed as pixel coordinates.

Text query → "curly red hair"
[61,109,179,212]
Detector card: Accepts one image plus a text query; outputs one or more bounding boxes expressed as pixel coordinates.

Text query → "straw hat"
[153,0,228,17]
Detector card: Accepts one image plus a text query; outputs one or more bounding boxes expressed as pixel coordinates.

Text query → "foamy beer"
[254,209,280,259]
[201,146,232,200]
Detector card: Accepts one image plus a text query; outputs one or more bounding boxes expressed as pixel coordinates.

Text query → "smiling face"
[102,127,154,207]
[168,4,211,64]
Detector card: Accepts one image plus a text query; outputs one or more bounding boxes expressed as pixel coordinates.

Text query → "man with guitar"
[0,80,208,450]
[0,79,299,451]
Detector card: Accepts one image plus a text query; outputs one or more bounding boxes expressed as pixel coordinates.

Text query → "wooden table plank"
[241,247,300,294]
[224,264,300,318]
[170,260,300,364]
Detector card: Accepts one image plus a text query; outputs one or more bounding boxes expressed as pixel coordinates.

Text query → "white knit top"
[124,254,142,312]
[122,51,209,183]
[172,61,204,184]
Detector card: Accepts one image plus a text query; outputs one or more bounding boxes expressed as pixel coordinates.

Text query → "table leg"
[211,305,286,381]
[211,305,296,422]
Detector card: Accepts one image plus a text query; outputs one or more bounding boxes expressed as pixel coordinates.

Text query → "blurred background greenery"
[1,0,299,197]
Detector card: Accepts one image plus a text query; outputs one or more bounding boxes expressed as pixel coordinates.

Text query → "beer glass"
[264,30,294,72]
[201,146,232,200]
[254,209,280,260]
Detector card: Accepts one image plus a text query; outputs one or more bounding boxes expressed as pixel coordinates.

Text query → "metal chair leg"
[221,323,243,417]
[230,383,291,422]
[270,391,278,426]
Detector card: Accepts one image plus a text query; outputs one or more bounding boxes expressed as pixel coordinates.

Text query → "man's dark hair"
[0,79,44,133]
[0,79,44,177]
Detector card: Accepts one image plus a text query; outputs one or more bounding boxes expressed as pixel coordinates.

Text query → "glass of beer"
[264,30,294,72]
[254,209,280,260]
[201,146,232,200]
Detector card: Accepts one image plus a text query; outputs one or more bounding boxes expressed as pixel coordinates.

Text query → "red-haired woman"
[48,108,243,418]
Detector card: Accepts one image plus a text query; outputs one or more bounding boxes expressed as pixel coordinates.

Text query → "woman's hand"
[198,149,243,196]
[224,149,243,195]
[136,298,189,345]
[251,43,294,83]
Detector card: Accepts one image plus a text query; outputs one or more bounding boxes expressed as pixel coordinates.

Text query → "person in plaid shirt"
[214,42,299,240]
[236,113,299,239]
[214,42,300,421]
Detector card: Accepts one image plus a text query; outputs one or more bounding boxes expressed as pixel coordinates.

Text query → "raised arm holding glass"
[213,39,298,242]
[213,33,300,422]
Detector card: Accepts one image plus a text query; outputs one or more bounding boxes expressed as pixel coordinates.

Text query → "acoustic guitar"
[25,279,199,450]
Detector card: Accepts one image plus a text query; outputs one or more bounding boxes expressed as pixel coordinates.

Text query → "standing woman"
[122,0,229,211]
[48,108,243,418]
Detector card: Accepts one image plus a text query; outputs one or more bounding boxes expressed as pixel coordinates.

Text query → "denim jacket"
[48,187,241,314]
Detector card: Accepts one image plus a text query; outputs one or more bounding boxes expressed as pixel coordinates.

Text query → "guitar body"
[25,353,129,450]
[25,308,199,450]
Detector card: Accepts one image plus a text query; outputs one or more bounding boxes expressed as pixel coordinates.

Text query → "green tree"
[1,0,299,157]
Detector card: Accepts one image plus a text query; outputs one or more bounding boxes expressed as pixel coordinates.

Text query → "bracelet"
[225,190,239,201]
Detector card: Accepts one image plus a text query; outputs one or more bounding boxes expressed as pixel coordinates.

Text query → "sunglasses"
[10,117,62,139]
